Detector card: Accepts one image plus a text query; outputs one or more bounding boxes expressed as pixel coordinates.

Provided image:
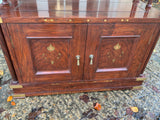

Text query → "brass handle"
[89,54,94,65]
[76,55,80,66]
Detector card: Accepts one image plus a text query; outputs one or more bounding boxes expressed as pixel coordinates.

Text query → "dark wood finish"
[13,79,143,96]
[139,24,160,74]
[0,25,17,83]
[0,0,159,96]
[130,0,139,17]
[84,24,156,80]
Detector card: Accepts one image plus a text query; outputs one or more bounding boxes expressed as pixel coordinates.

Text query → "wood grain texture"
[84,24,156,80]
[0,25,17,82]
[29,38,71,73]
[7,24,87,83]
[139,24,160,74]
[12,77,143,96]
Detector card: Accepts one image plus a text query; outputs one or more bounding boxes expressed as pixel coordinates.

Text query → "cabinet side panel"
[1,24,23,83]
[139,24,160,74]
[0,24,17,82]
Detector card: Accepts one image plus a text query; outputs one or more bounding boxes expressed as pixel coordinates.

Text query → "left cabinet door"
[6,24,87,83]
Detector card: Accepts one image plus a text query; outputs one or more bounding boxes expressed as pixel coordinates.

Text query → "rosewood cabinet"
[0,0,159,97]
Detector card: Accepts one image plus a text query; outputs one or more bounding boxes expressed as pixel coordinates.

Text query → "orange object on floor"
[94,103,101,111]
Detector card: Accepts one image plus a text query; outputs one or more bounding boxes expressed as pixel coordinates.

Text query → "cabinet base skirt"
[10,78,144,97]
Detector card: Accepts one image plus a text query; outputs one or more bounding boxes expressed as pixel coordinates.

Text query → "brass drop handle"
[76,55,80,66]
[89,54,94,65]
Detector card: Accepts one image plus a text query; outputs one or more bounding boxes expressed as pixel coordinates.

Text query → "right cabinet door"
[84,24,156,80]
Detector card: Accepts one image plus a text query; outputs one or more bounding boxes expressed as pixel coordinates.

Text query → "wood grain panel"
[97,36,139,70]
[7,24,87,83]
[13,78,143,96]
[29,38,71,74]
[84,23,156,80]
[0,25,17,82]
[23,24,73,37]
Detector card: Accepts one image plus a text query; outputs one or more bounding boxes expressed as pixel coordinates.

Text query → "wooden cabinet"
[4,23,159,97]
[7,23,156,83]
[0,0,159,97]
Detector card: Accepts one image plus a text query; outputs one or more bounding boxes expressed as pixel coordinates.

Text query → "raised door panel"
[84,24,156,80]
[7,24,87,83]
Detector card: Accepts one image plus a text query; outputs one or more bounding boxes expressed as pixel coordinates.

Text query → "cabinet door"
[7,24,87,83]
[84,24,156,80]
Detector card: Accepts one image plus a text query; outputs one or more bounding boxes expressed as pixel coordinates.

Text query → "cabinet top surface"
[0,0,160,23]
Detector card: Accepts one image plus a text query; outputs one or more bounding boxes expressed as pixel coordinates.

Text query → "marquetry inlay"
[112,59,116,63]
[51,60,54,65]
[47,44,55,52]
[42,53,45,57]
[58,53,61,56]
[114,43,121,50]
[122,51,124,54]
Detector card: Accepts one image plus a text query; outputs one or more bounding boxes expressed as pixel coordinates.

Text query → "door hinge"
[13,94,25,98]
[10,85,23,89]
[0,17,3,23]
